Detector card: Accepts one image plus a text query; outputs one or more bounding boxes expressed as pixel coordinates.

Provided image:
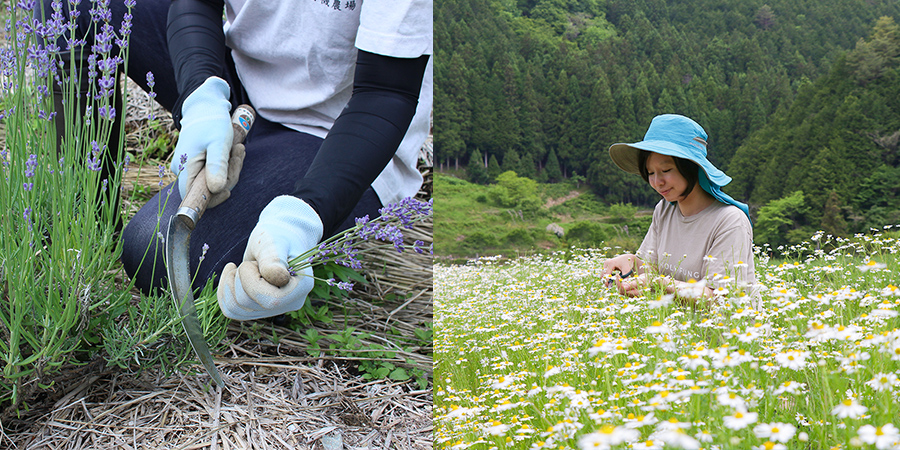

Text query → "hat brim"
[608,140,731,186]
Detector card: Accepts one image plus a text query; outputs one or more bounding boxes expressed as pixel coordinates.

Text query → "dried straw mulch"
[2,79,433,449]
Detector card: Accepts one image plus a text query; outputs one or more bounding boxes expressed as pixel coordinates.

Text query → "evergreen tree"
[821,191,848,237]
[755,4,776,31]
[488,154,502,180]
[502,149,522,176]
[545,148,562,182]
[468,148,490,184]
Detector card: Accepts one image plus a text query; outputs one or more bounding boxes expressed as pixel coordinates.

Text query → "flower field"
[435,229,900,450]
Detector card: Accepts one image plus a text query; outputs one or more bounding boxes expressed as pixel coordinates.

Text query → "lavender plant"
[0,0,172,409]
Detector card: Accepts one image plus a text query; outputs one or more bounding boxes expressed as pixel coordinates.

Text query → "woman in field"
[601,114,757,305]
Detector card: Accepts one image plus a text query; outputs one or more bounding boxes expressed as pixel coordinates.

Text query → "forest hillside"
[435,0,900,246]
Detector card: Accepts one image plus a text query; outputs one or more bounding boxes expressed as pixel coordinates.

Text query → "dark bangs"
[637,150,700,198]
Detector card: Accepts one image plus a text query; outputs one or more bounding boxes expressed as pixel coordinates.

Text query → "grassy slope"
[434,173,651,261]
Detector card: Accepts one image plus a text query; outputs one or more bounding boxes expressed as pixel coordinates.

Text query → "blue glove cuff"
[256,196,324,259]
[181,77,231,122]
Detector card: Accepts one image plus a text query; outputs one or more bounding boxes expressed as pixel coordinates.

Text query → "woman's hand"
[601,254,643,279]
[616,273,651,297]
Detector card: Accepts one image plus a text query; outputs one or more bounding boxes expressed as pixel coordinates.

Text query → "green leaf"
[389,368,410,381]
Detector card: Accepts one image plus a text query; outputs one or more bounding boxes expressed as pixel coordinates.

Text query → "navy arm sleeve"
[292,50,429,237]
[166,0,227,127]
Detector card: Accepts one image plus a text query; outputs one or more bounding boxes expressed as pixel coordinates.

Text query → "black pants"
[37,0,382,294]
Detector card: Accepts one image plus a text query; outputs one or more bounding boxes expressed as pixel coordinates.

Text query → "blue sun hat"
[609,114,750,222]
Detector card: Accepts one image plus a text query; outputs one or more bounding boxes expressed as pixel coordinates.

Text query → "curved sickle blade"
[164,104,254,387]
[166,214,224,386]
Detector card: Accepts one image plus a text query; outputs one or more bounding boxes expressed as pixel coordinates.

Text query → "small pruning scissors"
[605,268,634,288]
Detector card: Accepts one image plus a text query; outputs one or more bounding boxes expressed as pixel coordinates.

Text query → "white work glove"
[217,196,324,320]
[171,76,240,208]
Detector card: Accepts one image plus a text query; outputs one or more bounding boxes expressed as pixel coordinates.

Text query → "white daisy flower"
[491,376,513,389]
[866,373,900,391]
[716,388,748,410]
[484,420,509,436]
[753,422,797,443]
[577,425,640,450]
[723,410,758,430]
[858,423,900,450]
[655,428,701,450]
[645,320,673,335]
[772,380,806,395]
[647,294,675,309]
[858,260,887,272]
[624,413,658,429]
[773,350,810,371]
[831,398,868,419]
[753,442,787,450]
[631,439,664,450]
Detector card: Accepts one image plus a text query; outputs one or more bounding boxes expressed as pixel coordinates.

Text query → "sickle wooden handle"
[176,104,256,229]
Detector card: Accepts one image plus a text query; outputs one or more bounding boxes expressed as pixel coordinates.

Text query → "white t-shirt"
[222,0,433,206]
[637,200,757,290]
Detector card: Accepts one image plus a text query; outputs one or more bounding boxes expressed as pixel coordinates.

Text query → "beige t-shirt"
[637,200,756,289]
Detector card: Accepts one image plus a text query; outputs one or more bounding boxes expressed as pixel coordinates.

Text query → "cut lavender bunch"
[287,197,433,292]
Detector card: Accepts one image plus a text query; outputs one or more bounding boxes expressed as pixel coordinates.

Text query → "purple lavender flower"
[24,153,37,178]
[89,0,111,23]
[17,1,36,11]
[98,104,115,120]
[37,109,56,120]
[199,243,209,263]
[157,164,165,186]
[378,197,433,229]
[92,24,115,54]
[87,141,103,171]
[179,153,187,172]
[117,12,133,44]
[86,54,98,81]
[324,278,355,291]
[146,71,155,89]
[23,207,32,231]
[96,57,120,74]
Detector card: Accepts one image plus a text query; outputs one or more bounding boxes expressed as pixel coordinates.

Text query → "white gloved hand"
[217,196,323,320]
[171,76,238,207]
